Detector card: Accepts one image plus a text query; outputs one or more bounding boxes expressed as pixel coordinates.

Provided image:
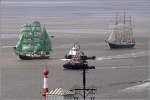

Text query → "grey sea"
[0,0,149,100]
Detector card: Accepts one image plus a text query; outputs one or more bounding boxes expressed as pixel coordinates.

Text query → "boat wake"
[120,81,149,92]
[96,51,149,61]
[96,65,148,70]
[1,45,15,48]
[107,80,150,98]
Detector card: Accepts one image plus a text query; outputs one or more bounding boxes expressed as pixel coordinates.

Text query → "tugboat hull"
[65,55,96,60]
[63,63,95,70]
[108,42,135,49]
[65,55,73,59]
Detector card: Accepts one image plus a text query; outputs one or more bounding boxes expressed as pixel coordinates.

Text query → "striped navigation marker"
[46,88,75,100]
[48,88,74,96]
[41,67,49,100]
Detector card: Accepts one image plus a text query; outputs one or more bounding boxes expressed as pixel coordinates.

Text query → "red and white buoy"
[41,67,49,100]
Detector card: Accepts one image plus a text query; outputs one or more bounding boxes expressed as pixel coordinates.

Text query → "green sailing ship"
[14,21,52,60]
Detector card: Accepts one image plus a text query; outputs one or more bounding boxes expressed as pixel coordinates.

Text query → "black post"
[70,62,96,99]
[83,65,86,99]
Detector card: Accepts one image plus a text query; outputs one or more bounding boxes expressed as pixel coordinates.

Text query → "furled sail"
[106,12,135,44]
[105,12,135,49]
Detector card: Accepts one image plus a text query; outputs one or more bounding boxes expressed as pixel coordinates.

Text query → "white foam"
[60,59,70,61]
[1,46,15,48]
[121,82,150,92]
[96,51,149,61]
[96,65,148,70]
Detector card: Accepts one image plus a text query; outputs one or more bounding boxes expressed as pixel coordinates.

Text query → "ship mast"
[115,12,118,42]
[123,10,127,42]
[115,12,118,25]
[124,10,126,24]
[129,16,134,43]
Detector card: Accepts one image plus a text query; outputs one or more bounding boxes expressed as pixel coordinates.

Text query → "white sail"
[107,12,135,44]
[107,32,115,42]
[107,25,118,42]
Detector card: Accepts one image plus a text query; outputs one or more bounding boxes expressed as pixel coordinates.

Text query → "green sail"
[42,26,52,53]
[16,21,52,54]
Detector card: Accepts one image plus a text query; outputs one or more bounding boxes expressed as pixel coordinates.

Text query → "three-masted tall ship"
[14,21,52,60]
[105,12,136,49]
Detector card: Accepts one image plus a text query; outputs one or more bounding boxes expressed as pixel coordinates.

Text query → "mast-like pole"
[129,16,132,26]
[115,12,118,42]
[123,10,127,42]
[124,10,126,24]
[115,12,118,25]
[129,16,134,42]
[83,64,86,100]
[129,16,131,42]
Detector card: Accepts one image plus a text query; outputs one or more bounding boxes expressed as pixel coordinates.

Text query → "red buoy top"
[43,67,49,76]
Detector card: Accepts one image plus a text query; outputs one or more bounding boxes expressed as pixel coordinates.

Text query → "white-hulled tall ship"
[105,11,136,49]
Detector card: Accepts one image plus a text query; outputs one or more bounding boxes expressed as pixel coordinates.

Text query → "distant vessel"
[14,21,52,60]
[63,42,95,69]
[105,12,136,49]
[65,42,95,60]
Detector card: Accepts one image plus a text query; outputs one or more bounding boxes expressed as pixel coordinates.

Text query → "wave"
[96,65,148,70]
[96,51,149,61]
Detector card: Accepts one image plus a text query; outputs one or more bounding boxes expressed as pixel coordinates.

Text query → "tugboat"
[63,55,95,70]
[105,11,136,49]
[65,42,96,60]
[63,42,95,69]
[14,21,52,60]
